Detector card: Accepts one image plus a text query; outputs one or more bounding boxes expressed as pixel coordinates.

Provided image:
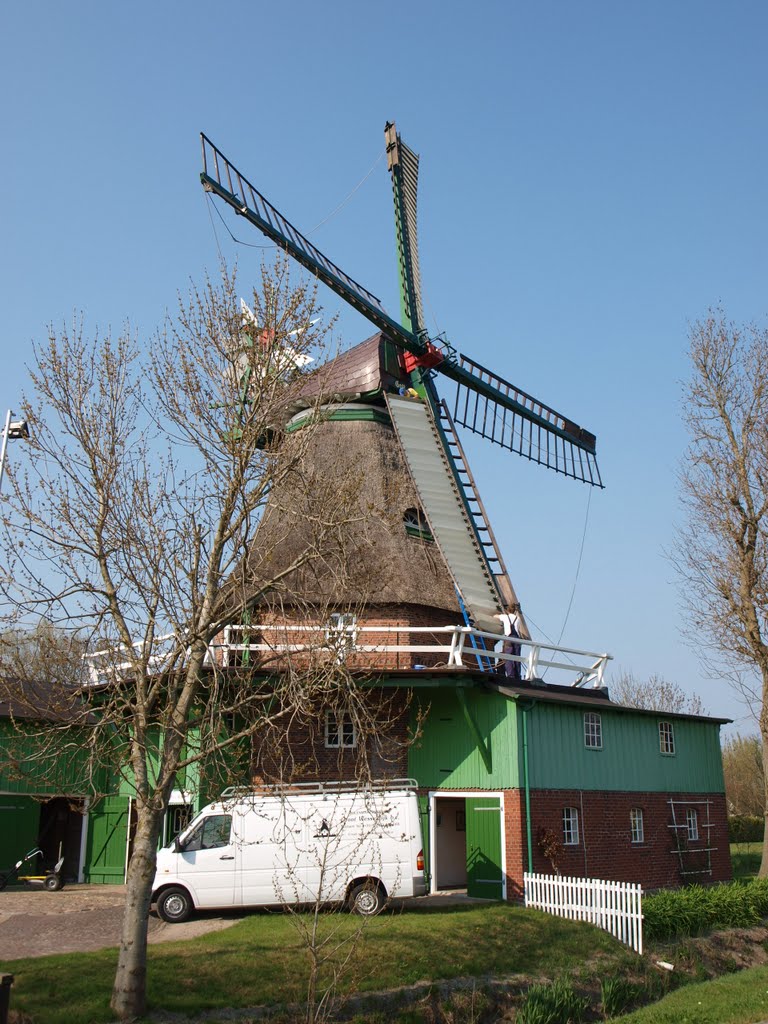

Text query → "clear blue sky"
[3,1,767,732]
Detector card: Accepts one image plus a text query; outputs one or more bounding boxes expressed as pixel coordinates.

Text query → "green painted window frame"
[403,507,434,543]
[562,806,579,845]
[583,711,603,750]
[658,720,675,756]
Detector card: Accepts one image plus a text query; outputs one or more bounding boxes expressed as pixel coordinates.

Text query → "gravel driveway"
[0,885,240,961]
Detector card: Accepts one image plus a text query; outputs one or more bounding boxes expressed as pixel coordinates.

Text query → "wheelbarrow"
[0,847,65,891]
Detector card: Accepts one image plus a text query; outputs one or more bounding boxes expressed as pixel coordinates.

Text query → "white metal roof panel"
[386,394,502,630]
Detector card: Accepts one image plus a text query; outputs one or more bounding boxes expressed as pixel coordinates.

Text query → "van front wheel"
[348,882,385,917]
[156,886,193,923]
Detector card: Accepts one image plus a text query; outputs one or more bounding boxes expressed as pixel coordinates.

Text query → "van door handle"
[219,855,235,860]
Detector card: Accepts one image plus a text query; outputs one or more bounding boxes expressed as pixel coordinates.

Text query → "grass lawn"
[615,963,768,1023]
[730,841,762,880]
[4,903,630,1024]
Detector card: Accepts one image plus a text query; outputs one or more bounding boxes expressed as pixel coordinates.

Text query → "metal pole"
[0,409,12,495]
[522,702,534,873]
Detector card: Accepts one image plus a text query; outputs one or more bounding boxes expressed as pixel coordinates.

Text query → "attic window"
[583,712,602,750]
[404,507,433,542]
[659,721,675,756]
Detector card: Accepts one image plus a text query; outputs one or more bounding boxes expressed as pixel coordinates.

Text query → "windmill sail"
[200,135,427,361]
[385,122,425,335]
[200,131,603,488]
[446,352,603,486]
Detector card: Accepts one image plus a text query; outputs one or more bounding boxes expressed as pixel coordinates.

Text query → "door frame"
[427,790,506,900]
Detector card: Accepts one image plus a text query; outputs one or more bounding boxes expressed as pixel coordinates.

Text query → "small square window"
[562,806,579,845]
[630,807,644,844]
[325,711,357,749]
[584,712,602,749]
[686,808,699,842]
[659,721,675,755]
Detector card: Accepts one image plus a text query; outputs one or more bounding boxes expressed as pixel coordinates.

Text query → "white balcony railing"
[216,623,611,689]
[82,624,611,690]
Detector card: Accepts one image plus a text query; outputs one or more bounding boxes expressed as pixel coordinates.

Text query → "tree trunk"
[761,715,768,878]
[110,804,164,1020]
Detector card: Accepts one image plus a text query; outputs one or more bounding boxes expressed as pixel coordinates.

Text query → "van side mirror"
[174,836,182,853]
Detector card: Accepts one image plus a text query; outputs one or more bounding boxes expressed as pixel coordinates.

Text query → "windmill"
[200,124,603,656]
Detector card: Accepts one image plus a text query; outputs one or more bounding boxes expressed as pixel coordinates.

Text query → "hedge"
[729,815,764,843]
[643,878,768,942]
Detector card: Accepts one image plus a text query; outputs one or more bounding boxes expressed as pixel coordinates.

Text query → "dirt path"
[0,885,240,962]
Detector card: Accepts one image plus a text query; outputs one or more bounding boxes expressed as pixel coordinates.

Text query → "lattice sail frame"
[200,131,603,488]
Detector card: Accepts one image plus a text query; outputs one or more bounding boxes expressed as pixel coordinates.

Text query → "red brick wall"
[251,688,412,785]
[503,789,527,899]
[216,603,460,673]
[510,787,731,893]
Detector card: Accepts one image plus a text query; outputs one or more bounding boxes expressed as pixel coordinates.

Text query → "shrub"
[517,977,589,1024]
[729,815,764,843]
[644,878,768,941]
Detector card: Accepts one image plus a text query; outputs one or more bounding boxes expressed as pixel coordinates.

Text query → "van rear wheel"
[156,886,193,923]
[348,882,385,917]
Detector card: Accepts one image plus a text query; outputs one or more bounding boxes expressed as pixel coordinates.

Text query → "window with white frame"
[630,807,644,844]
[325,612,357,660]
[562,806,580,845]
[325,710,357,749]
[659,721,675,755]
[584,712,603,749]
[686,807,699,841]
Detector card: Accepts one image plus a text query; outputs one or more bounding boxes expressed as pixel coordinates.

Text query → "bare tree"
[274,785,403,1024]
[610,670,705,716]
[675,310,768,876]
[0,261,382,1019]
[722,733,764,818]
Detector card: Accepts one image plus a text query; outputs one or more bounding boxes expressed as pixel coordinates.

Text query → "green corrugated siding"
[0,721,95,796]
[117,726,205,800]
[408,688,519,789]
[525,703,725,793]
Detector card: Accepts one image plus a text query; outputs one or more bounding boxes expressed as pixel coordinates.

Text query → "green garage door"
[0,797,41,873]
[466,796,503,900]
[84,796,129,883]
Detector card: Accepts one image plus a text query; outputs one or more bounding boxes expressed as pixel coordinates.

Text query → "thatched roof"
[236,413,462,615]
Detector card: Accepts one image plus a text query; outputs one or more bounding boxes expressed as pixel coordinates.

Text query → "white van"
[152,778,426,922]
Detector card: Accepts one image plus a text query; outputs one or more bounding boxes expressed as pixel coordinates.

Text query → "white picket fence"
[524,872,644,954]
